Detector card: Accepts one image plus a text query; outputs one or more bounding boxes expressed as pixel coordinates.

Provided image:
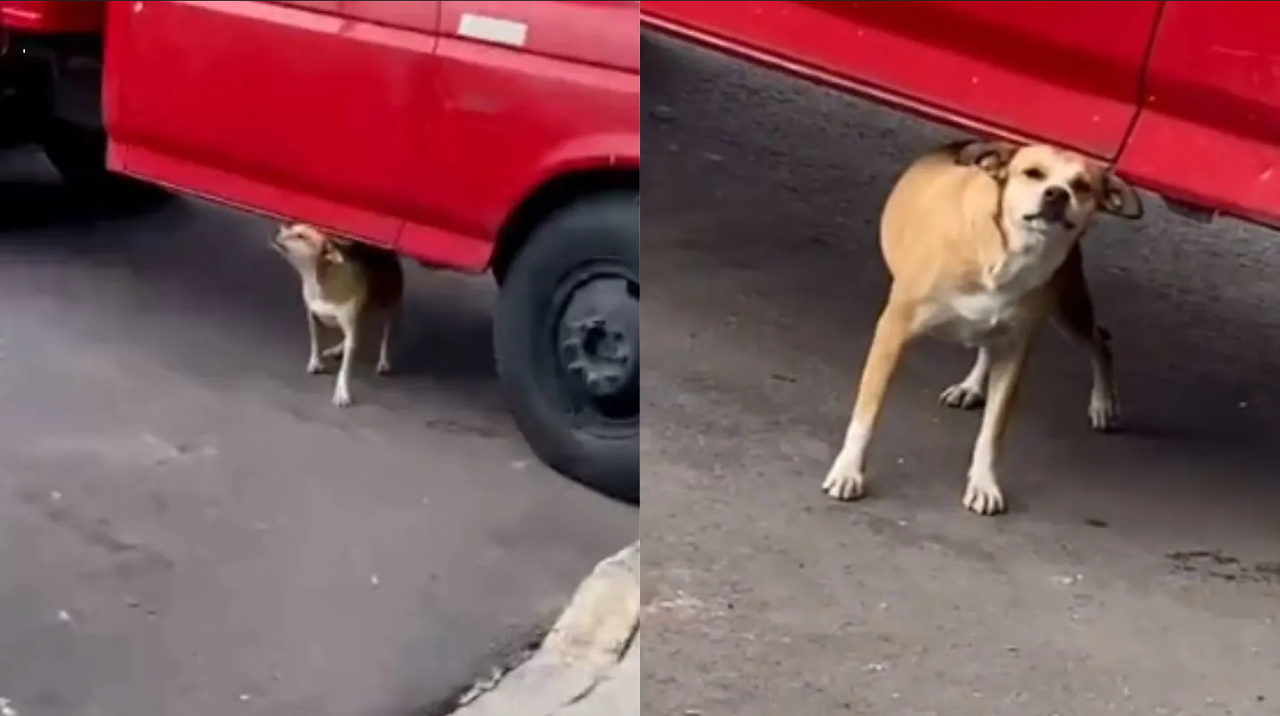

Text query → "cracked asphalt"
[641,32,1280,716]
[0,151,636,716]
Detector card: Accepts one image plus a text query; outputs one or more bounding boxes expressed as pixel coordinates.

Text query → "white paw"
[322,344,345,359]
[306,358,326,374]
[1089,394,1120,432]
[962,478,1006,516]
[376,359,392,376]
[939,383,985,410]
[822,467,865,501]
[332,388,352,408]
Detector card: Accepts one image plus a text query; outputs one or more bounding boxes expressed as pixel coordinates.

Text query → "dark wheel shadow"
[0,177,168,231]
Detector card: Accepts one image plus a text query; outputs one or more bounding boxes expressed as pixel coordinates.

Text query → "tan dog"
[821,139,1143,515]
[270,223,404,407]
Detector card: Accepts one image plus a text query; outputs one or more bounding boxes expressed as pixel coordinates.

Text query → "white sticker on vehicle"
[457,13,529,48]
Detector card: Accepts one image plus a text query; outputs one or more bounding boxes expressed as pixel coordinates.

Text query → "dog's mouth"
[1022,211,1075,231]
[268,235,291,257]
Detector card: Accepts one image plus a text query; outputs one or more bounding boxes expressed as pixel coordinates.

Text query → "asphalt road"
[642,33,1280,716]
[0,152,636,716]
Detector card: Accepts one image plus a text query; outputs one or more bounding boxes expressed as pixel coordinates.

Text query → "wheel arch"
[490,166,639,284]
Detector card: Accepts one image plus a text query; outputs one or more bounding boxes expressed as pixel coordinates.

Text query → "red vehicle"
[642,1,1280,231]
[0,1,640,504]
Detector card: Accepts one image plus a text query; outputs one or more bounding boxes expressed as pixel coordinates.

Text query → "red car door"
[1117,1,1280,227]
[104,0,443,248]
[402,0,639,262]
[642,1,1161,159]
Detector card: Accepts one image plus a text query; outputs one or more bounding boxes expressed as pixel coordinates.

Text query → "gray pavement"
[642,32,1280,715]
[0,153,636,716]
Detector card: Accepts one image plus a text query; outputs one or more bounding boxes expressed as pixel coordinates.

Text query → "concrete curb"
[452,542,640,716]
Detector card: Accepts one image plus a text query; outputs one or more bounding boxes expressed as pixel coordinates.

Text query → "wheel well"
[491,168,638,283]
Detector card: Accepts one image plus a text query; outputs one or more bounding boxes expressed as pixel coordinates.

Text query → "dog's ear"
[955,140,1018,180]
[1100,172,1143,220]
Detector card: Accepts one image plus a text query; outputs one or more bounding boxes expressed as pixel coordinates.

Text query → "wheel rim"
[548,259,639,435]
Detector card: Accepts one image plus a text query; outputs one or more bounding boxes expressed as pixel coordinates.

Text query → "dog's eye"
[1069,178,1092,195]
[1022,168,1046,181]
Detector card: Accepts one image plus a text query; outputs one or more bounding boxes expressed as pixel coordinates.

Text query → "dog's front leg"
[306,311,326,374]
[332,313,360,407]
[823,305,912,501]
[962,334,1033,516]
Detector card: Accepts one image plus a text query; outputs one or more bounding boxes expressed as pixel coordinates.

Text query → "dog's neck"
[983,213,1079,293]
[301,257,365,306]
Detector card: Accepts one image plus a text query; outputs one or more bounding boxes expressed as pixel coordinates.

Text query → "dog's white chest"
[923,289,1026,346]
[307,298,346,327]
[922,233,1070,346]
[302,284,355,328]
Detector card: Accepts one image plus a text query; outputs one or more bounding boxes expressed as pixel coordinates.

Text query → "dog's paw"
[962,477,1006,516]
[332,389,353,408]
[1088,394,1120,432]
[376,359,392,376]
[306,358,327,374]
[822,468,865,501]
[939,383,985,410]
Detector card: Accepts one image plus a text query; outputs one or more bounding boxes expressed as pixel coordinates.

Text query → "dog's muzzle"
[1025,185,1073,228]
[1038,186,1070,221]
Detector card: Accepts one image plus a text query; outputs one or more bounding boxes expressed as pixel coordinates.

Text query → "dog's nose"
[1042,186,1069,206]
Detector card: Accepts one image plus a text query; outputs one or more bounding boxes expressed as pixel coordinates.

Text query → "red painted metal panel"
[1117,1,1280,226]
[338,1,439,34]
[105,1,638,272]
[641,1,1159,159]
[106,0,441,251]
[0,1,104,33]
[438,1,638,73]
[401,0,639,259]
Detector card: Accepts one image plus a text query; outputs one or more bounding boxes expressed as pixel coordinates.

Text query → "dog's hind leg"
[822,302,913,501]
[1050,246,1118,431]
[939,347,990,410]
[376,306,398,376]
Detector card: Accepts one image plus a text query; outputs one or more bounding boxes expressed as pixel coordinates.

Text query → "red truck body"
[642,1,1280,229]
[0,0,641,504]
[0,1,103,33]
[103,1,638,273]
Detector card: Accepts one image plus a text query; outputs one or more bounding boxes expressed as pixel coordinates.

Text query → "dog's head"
[956,140,1143,236]
[270,222,347,269]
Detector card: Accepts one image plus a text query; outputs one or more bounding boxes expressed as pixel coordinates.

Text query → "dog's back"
[341,241,404,311]
[879,142,1003,293]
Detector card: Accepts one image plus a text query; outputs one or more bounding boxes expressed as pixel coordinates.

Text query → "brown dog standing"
[270,223,404,407]
[821,139,1143,515]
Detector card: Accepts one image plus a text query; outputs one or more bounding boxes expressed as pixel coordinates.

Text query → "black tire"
[41,120,167,204]
[494,190,640,505]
